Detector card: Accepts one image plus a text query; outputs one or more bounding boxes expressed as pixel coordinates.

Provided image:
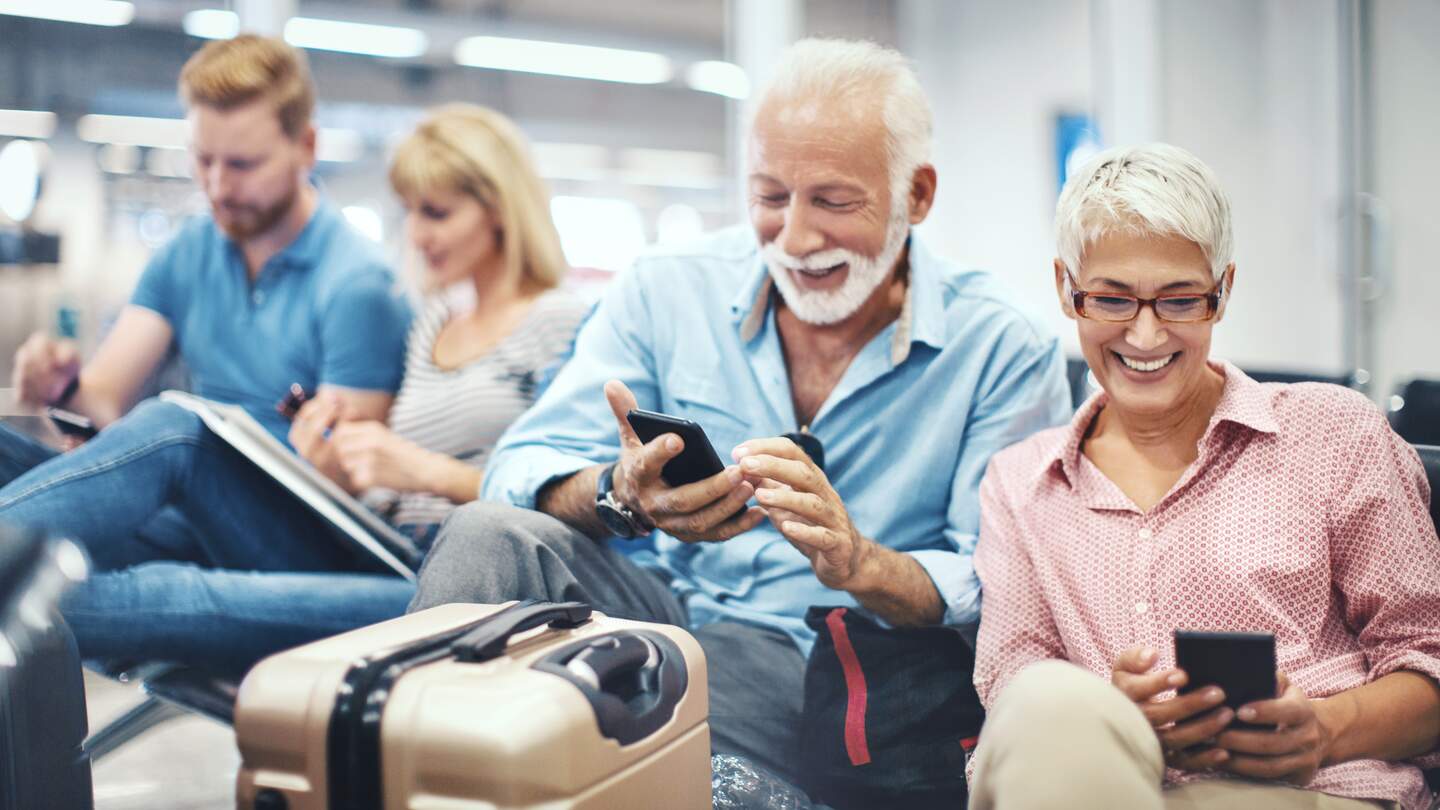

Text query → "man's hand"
[733,437,876,591]
[1110,646,1234,772]
[604,380,764,542]
[329,420,435,493]
[12,333,80,408]
[1215,673,1330,786]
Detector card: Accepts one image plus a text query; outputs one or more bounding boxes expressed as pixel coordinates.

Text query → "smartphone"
[44,406,98,440]
[626,409,728,487]
[1174,630,1277,730]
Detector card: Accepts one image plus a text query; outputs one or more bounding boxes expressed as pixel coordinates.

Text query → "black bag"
[0,526,93,810]
[798,606,983,810]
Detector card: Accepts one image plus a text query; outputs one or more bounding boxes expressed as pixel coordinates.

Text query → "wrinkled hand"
[329,420,434,493]
[733,437,874,591]
[1111,647,1234,772]
[1215,673,1328,786]
[287,392,354,491]
[13,333,80,408]
[604,380,764,542]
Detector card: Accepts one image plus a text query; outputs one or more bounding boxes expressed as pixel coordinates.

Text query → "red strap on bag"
[825,607,872,766]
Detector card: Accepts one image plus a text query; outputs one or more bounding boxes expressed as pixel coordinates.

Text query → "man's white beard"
[762,206,910,326]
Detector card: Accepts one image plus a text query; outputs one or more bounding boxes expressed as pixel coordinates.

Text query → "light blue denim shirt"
[483,225,1071,653]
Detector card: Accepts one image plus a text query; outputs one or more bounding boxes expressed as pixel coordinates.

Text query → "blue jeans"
[0,398,355,572]
[1,413,209,565]
[62,564,417,674]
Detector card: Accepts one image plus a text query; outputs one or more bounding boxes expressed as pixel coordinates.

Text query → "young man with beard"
[0,35,409,574]
[407,38,1072,778]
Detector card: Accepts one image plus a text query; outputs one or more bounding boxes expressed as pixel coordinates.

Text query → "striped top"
[364,288,589,534]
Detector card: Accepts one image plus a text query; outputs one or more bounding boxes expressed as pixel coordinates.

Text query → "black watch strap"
[597,461,619,501]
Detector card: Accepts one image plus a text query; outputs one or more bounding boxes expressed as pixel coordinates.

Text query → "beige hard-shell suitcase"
[234,601,711,809]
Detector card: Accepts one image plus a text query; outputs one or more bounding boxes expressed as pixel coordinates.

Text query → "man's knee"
[124,399,208,442]
[411,502,584,612]
[428,502,576,565]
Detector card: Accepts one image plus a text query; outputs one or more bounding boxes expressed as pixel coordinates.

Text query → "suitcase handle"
[563,634,657,690]
[452,601,592,663]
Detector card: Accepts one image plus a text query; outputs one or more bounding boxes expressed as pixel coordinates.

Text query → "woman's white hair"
[1055,143,1233,281]
[755,38,932,210]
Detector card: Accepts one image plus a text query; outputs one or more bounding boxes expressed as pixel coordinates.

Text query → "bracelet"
[52,374,80,407]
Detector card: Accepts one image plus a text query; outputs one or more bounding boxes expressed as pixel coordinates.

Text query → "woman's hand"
[329,420,437,494]
[1110,647,1234,772]
[1215,673,1331,786]
[288,393,355,492]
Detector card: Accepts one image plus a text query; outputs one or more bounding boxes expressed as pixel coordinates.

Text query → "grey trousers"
[410,501,808,783]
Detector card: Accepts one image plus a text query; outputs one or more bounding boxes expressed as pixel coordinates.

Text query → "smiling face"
[747,99,913,325]
[1060,230,1233,417]
[189,99,314,242]
[403,187,501,289]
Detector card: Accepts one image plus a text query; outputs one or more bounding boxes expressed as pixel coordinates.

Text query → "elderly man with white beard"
[408,38,1072,778]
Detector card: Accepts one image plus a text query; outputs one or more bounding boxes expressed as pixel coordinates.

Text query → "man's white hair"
[1055,143,1233,281]
[755,38,932,210]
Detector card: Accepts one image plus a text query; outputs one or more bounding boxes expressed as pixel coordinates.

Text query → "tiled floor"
[85,671,239,810]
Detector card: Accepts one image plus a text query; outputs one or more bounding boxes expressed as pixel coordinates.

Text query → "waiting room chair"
[1416,444,1440,801]
[1392,380,1440,446]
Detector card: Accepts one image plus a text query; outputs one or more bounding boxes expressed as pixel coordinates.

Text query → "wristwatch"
[595,462,651,538]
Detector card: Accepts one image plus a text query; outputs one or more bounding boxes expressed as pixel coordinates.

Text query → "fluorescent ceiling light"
[685,61,749,99]
[455,36,672,84]
[77,115,362,162]
[284,17,427,59]
[0,109,57,139]
[77,114,185,149]
[0,0,133,26]
[183,8,238,40]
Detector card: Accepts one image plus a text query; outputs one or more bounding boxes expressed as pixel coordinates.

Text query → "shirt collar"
[732,232,948,365]
[229,196,336,272]
[1042,358,1280,488]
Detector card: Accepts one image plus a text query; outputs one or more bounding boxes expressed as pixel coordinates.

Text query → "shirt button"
[252,290,265,306]
[1138,527,1153,540]
[1135,602,1149,615]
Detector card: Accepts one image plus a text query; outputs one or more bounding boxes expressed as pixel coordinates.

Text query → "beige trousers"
[969,660,1394,810]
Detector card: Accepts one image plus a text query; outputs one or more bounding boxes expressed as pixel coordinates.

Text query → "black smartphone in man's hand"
[1174,630,1278,730]
[626,409,728,487]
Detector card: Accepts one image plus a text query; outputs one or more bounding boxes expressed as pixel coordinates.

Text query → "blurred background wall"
[1,0,1435,409]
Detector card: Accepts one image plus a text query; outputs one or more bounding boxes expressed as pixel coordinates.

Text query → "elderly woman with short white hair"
[968,143,1440,810]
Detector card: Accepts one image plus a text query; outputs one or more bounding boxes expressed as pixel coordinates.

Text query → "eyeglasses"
[1065,270,1223,323]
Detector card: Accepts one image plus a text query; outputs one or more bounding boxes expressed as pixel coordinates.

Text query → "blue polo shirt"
[482,225,1072,654]
[131,200,411,444]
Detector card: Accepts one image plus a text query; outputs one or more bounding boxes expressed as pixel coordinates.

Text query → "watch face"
[596,501,640,538]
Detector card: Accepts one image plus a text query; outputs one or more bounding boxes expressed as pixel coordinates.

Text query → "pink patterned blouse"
[973,361,1440,809]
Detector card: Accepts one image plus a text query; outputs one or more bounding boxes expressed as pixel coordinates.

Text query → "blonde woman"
[60,105,590,673]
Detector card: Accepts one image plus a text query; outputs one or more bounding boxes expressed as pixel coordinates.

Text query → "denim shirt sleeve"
[482,264,661,509]
[914,329,1072,626]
